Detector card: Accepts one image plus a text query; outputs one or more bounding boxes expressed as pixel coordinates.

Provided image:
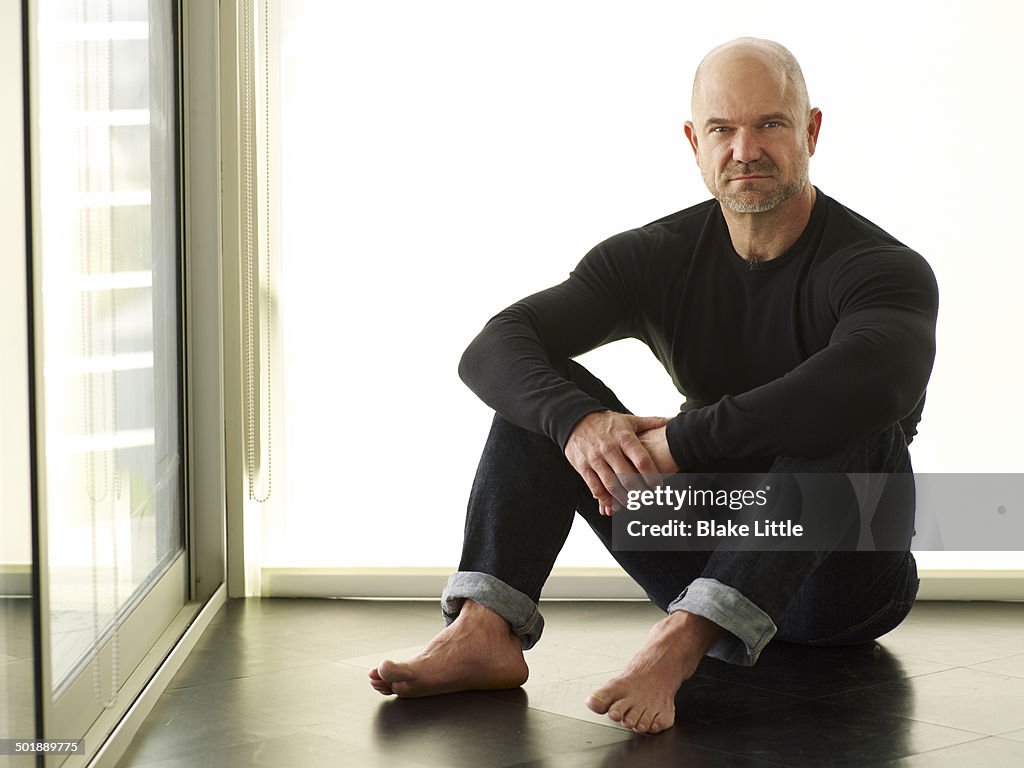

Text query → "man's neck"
[722,184,817,264]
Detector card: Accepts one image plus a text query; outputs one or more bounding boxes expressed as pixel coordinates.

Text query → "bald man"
[370,38,938,735]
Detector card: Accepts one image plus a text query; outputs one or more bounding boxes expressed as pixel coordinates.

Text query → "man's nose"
[731,129,762,164]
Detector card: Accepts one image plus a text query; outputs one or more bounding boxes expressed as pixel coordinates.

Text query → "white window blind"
[256,0,1024,581]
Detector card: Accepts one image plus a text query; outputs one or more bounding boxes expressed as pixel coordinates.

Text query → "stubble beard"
[716,173,805,214]
[706,146,811,215]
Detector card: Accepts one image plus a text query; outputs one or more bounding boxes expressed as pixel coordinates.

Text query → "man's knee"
[771,423,910,475]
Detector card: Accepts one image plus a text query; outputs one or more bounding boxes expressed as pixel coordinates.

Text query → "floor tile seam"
[235,707,381,734]
[519,657,629,682]
[236,620,443,639]
[527,641,633,662]
[661,741,797,768]
[964,660,1024,676]
[130,688,312,731]
[118,725,309,767]
[665,725,987,768]
[658,730,817,767]
[791,665,970,702]
[336,658,380,674]
[869,651,958,672]
[523,667,625,685]
[869,733,1000,767]
[485,733,638,768]
[509,696,806,749]
[660,688,996,736]
[496,740,793,768]
[163,659,328,691]
[159,660,367,700]
[692,695,816,725]
[233,636,392,660]
[121,731,369,768]
[800,663,983,697]
[170,654,332,678]
[686,673,818,701]
[503,698,641,734]
[788,697,1008,738]
[942,662,1024,681]
[304,698,635,751]
[169,641,334,666]
[160,666,326,694]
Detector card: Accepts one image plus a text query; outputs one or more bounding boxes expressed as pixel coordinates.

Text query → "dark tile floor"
[114,599,1024,768]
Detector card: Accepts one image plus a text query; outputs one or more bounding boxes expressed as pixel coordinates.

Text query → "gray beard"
[717,176,804,214]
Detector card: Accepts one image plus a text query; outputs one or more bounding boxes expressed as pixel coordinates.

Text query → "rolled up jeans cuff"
[668,577,777,666]
[441,571,544,650]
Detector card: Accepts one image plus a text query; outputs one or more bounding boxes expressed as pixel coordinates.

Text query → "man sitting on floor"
[370,37,938,735]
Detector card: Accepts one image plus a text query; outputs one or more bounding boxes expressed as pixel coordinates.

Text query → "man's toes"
[369,667,394,695]
[648,712,673,734]
[585,692,611,715]
[612,700,638,726]
[622,706,646,730]
[391,681,418,697]
[376,659,412,683]
[632,710,653,733]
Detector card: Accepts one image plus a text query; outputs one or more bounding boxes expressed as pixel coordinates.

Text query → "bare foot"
[586,611,725,734]
[369,600,529,697]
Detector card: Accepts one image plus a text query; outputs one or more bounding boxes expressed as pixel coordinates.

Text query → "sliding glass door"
[27,0,189,756]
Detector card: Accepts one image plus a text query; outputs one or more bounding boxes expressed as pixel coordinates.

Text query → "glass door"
[27,0,189,756]
[1,2,36,764]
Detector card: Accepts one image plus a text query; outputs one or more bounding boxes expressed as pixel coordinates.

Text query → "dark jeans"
[444,363,920,665]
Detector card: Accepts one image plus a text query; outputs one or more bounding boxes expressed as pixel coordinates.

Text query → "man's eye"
[763,121,781,128]
[712,126,731,134]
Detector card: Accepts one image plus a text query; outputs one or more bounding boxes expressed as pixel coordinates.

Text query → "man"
[369,37,938,735]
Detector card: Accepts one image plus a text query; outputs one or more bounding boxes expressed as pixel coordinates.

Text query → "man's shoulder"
[639,198,721,233]
[816,192,937,300]
[818,191,916,256]
[594,198,720,256]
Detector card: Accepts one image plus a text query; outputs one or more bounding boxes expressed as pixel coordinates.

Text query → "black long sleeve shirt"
[458,190,939,468]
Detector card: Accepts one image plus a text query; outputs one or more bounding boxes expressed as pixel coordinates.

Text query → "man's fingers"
[619,433,665,490]
[580,467,618,515]
[632,415,670,432]
[591,457,631,508]
[564,412,676,513]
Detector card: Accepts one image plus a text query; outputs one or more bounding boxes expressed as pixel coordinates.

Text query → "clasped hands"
[563,411,680,516]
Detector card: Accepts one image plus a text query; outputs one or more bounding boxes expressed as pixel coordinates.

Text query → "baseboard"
[915,570,1024,600]
[261,566,1024,601]
[0,563,31,597]
[87,584,228,768]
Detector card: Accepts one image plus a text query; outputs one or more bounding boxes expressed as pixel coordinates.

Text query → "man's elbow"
[458,333,486,388]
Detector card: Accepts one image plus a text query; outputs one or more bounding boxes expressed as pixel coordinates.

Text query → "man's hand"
[565,411,670,516]
[638,426,680,475]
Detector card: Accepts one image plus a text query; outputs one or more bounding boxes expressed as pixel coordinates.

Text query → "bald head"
[692,38,810,122]
[683,37,821,218]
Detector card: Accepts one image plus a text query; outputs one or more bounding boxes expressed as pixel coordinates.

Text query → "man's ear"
[683,121,700,160]
[806,108,823,157]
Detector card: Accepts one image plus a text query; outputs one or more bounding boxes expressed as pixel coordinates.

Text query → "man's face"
[685,56,819,214]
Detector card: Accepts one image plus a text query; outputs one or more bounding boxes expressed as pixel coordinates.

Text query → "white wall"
[264,0,1024,571]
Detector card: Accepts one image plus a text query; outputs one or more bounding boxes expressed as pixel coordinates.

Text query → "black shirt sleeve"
[458,231,647,449]
[666,246,939,465]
